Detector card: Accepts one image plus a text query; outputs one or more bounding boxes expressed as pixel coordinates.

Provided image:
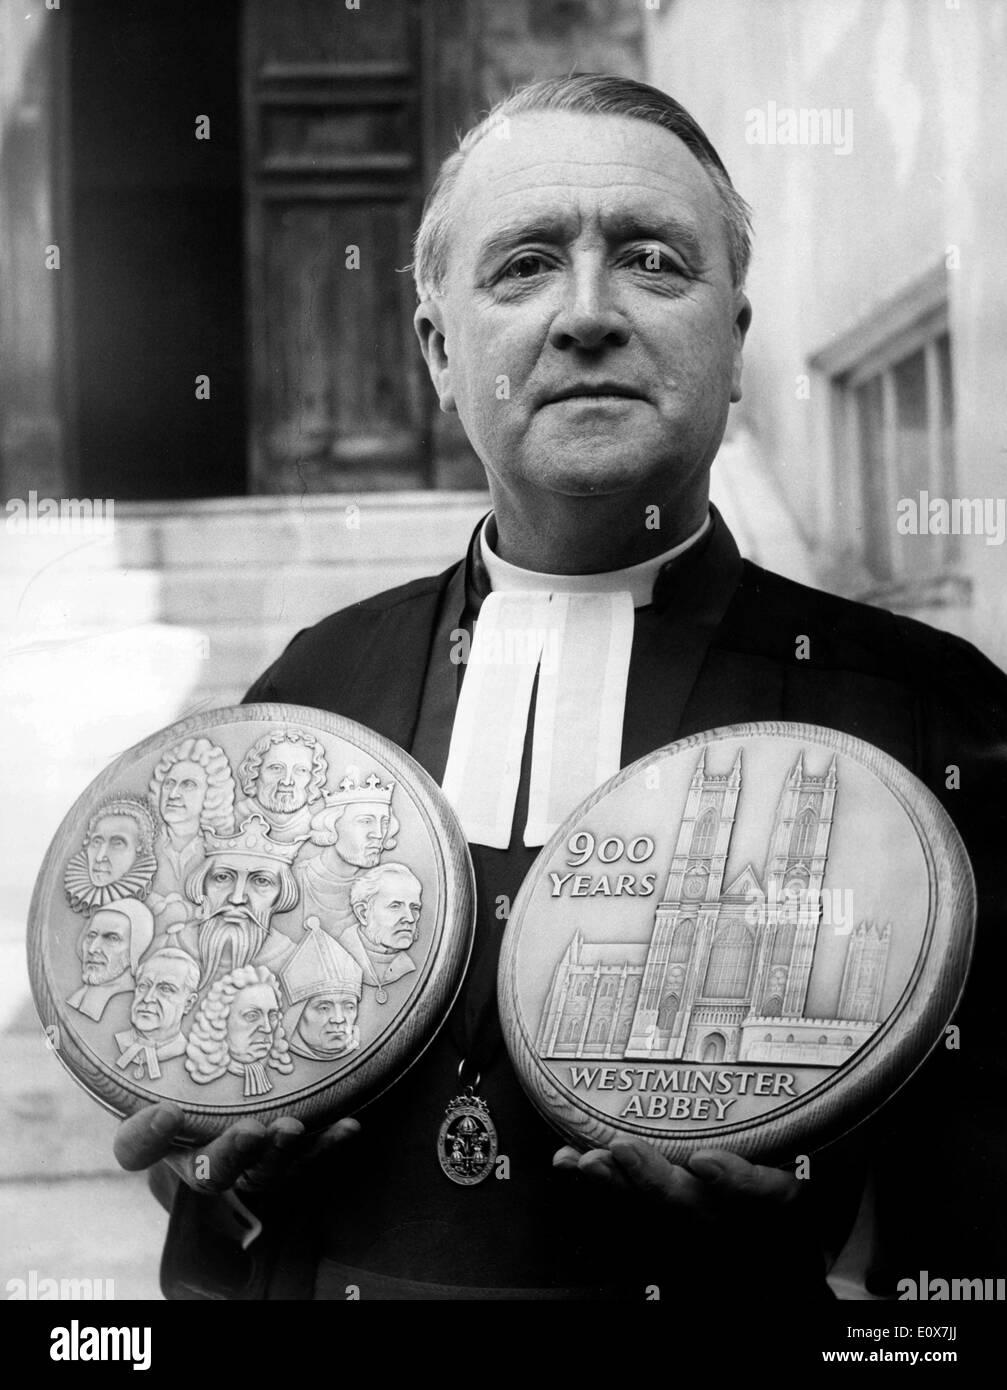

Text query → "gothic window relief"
[703,920,754,999]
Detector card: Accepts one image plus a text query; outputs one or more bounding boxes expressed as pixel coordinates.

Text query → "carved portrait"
[184,962,294,1097]
[291,771,399,937]
[67,897,155,1022]
[235,727,328,843]
[280,921,364,1061]
[170,813,301,988]
[64,795,158,914]
[114,946,199,1080]
[340,863,422,1002]
[147,736,237,928]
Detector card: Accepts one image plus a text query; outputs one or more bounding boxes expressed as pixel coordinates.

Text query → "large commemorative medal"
[499,722,975,1164]
[27,705,474,1145]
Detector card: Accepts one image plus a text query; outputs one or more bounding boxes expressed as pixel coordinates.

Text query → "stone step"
[1,491,490,573]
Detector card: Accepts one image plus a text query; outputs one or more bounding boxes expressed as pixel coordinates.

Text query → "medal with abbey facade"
[500,722,975,1163]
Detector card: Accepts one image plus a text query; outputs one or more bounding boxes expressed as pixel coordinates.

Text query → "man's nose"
[141,984,159,1003]
[228,872,249,904]
[548,263,631,351]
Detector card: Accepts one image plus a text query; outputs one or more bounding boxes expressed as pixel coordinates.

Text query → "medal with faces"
[29,705,474,1145]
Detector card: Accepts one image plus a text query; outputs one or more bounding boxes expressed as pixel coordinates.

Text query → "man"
[167,813,300,988]
[147,736,237,929]
[118,74,1006,1302]
[340,864,422,1002]
[68,898,155,1023]
[185,964,293,1098]
[235,729,327,843]
[286,773,399,938]
[115,946,200,1081]
[280,922,364,1061]
[64,796,158,914]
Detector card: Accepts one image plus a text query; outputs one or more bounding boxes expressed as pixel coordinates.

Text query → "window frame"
[809,264,962,600]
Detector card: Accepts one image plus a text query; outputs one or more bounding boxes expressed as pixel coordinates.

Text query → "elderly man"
[185,963,293,1099]
[68,898,155,1023]
[115,947,200,1081]
[340,864,422,1002]
[280,922,364,1061]
[168,813,301,988]
[119,75,1007,1302]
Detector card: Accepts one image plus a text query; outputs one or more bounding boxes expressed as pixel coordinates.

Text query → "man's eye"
[628,247,681,274]
[503,253,550,280]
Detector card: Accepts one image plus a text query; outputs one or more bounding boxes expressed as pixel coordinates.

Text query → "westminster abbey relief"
[537,750,892,1068]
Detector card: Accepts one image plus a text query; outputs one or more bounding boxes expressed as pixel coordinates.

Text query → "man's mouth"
[543,383,644,405]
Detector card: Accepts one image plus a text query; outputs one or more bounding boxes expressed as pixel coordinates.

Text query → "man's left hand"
[553,1139,799,1220]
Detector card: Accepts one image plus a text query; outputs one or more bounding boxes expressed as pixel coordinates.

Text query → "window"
[791,807,818,858]
[657,993,680,1029]
[703,921,754,998]
[811,266,961,600]
[692,810,718,858]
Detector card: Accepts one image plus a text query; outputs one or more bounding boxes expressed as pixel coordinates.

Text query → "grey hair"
[349,862,421,919]
[412,73,753,299]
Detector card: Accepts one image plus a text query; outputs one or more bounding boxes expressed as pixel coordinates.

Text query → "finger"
[688,1150,800,1207]
[576,1148,634,1192]
[114,1102,185,1171]
[609,1138,708,1209]
[552,1144,633,1190]
[234,1117,307,1194]
[298,1116,362,1169]
[551,1145,582,1173]
[186,1121,269,1194]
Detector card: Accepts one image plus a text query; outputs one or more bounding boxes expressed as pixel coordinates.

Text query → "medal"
[27,703,474,1146]
[437,1065,498,1186]
[499,721,976,1166]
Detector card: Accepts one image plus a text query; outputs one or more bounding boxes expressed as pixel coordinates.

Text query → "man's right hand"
[114,1101,361,1196]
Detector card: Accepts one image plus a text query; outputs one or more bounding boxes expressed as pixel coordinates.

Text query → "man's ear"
[414,298,456,414]
[730,291,752,404]
[352,901,367,927]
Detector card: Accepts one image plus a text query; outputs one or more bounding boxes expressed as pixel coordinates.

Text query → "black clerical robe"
[158,511,1007,1300]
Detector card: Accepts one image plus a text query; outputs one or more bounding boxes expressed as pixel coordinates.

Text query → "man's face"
[416,112,749,516]
[80,910,131,984]
[86,814,142,885]
[203,854,282,930]
[131,956,197,1040]
[226,983,280,1063]
[159,759,208,827]
[334,803,391,868]
[358,873,422,953]
[256,741,314,813]
[297,992,359,1056]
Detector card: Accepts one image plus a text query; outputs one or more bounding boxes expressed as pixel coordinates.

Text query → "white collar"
[479,513,711,608]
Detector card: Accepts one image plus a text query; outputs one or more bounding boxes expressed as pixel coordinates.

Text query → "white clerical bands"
[441,589,635,849]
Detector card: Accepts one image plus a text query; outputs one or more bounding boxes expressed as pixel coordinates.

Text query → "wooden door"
[245,0,444,493]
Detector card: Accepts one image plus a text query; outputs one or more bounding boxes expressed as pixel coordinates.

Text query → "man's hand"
[114,1101,360,1196]
[553,1138,799,1220]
